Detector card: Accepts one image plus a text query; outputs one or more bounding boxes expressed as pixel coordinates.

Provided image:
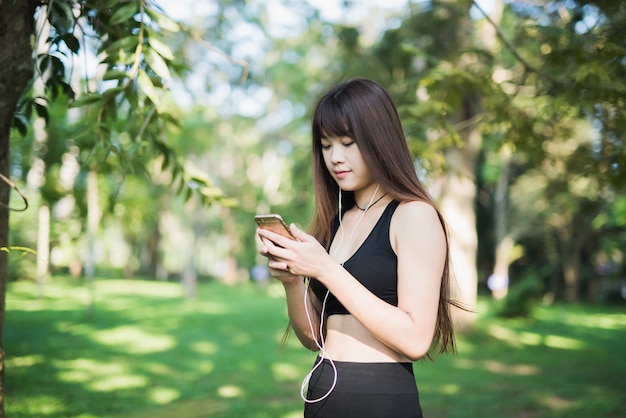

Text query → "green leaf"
[34,103,49,121]
[49,0,74,33]
[103,70,130,81]
[110,3,138,25]
[102,86,126,100]
[136,69,160,105]
[69,94,103,108]
[101,36,139,56]
[148,36,175,60]
[145,48,171,80]
[61,33,80,54]
[146,9,180,32]
[38,55,65,78]
[12,112,29,136]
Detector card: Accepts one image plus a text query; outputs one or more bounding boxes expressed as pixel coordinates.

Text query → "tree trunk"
[221,207,242,285]
[85,169,100,317]
[440,110,481,328]
[36,204,50,298]
[490,144,512,299]
[0,1,37,415]
[554,216,591,302]
[562,250,581,302]
[33,9,50,299]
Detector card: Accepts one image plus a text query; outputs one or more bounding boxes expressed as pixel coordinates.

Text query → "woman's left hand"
[257,224,332,279]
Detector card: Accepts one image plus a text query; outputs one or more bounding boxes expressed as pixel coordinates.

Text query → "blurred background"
[9,0,626,306]
[3,0,625,417]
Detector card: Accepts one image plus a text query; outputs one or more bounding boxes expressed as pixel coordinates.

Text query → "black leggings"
[304,357,423,418]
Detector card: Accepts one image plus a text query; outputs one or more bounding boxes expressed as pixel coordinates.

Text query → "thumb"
[289,223,311,241]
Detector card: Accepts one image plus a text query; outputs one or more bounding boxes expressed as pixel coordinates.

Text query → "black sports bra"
[311,200,400,316]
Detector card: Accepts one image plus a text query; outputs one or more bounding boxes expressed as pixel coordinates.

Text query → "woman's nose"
[329,146,344,163]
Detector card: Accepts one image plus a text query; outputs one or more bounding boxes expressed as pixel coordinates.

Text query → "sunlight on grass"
[488,324,587,350]
[454,358,539,376]
[543,334,586,350]
[57,358,126,379]
[190,341,218,355]
[8,280,625,417]
[280,411,305,418]
[58,367,92,383]
[437,383,461,395]
[7,281,90,310]
[488,324,524,346]
[120,399,229,418]
[518,331,542,345]
[539,393,576,410]
[5,353,43,368]
[145,362,174,375]
[95,279,182,298]
[272,362,301,381]
[56,358,148,391]
[483,360,539,375]
[90,374,148,391]
[193,300,230,315]
[92,326,175,353]
[231,332,252,346]
[538,309,626,331]
[194,360,216,374]
[13,395,66,416]
[218,385,243,398]
[149,387,180,404]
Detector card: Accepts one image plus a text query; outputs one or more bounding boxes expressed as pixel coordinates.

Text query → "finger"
[268,258,289,271]
[260,237,290,261]
[289,223,312,242]
[258,237,274,256]
[258,228,295,249]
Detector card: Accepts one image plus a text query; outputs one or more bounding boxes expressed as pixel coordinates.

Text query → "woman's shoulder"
[394,199,439,220]
[391,200,445,239]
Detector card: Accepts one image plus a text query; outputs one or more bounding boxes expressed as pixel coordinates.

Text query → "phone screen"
[255,214,296,240]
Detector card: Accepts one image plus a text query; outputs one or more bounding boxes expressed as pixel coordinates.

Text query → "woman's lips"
[334,170,349,179]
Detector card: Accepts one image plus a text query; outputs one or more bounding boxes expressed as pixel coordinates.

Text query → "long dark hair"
[310,77,459,355]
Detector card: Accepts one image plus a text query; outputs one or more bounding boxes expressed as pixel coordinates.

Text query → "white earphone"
[300,185,380,403]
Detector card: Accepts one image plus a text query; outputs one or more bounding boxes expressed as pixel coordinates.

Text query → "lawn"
[5,277,626,417]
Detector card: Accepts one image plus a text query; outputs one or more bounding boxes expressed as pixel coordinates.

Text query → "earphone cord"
[300,185,380,403]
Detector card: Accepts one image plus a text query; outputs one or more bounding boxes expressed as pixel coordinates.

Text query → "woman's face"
[320,136,375,193]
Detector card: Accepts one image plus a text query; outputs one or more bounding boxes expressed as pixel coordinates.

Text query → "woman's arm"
[258,201,445,360]
[324,201,445,360]
[258,236,323,351]
[281,278,323,351]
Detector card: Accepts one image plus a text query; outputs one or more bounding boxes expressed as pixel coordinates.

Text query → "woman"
[257,78,459,418]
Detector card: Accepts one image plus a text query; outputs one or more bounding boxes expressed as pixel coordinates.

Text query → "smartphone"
[255,214,296,240]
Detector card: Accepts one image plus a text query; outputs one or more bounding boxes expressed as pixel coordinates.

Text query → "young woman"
[257,78,459,418]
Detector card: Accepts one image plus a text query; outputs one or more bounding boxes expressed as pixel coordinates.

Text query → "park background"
[2,0,625,417]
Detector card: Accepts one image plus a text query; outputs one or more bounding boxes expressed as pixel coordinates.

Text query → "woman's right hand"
[258,235,301,284]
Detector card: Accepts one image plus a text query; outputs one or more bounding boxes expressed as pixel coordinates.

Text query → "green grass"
[5,277,626,417]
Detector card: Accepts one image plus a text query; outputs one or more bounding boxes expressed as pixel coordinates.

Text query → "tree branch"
[471,0,561,86]
[0,174,28,212]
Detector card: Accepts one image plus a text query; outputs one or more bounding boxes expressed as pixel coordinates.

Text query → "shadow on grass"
[6,278,626,418]
[417,302,626,418]
[6,278,307,418]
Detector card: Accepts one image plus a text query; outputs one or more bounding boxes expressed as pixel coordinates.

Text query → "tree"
[1,1,232,414]
[368,0,492,325]
[0,1,37,412]
[476,0,626,302]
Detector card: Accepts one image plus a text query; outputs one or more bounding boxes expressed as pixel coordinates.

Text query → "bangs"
[313,96,354,139]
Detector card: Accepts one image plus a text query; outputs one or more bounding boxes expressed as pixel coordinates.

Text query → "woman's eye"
[343,141,355,147]
[321,144,331,150]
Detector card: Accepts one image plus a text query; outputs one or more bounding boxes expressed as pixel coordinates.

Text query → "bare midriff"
[322,314,411,363]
